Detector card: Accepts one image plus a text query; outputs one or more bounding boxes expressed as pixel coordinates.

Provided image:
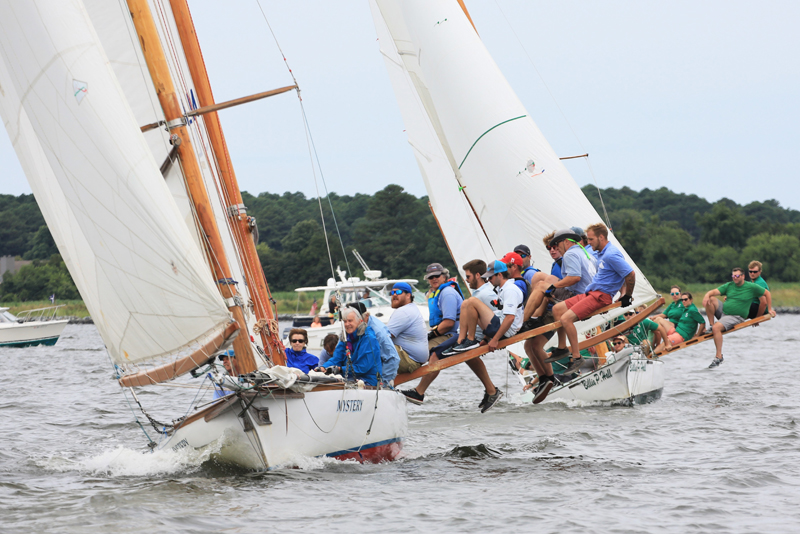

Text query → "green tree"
[741,233,800,282]
[696,201,754,249]
[23,225,59,260]
[0,254,79,301]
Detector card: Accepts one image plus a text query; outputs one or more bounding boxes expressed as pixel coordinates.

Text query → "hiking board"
[654,314,772,357]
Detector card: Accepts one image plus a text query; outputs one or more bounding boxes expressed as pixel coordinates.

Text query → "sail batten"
[0,0,232,371]
[370,0,656,305]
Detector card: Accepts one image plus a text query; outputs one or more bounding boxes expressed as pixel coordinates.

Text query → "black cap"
[347,302,367,315]
[513,244,531,256]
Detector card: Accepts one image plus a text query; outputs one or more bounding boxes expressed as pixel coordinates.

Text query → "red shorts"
[667,331,685,344]
[564,291,613,320]
[666,323,676,335]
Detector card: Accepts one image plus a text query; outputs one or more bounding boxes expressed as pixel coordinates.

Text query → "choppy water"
[1,317,799,533]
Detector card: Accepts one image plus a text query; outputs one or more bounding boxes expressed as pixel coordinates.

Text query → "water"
[1,318,799,533]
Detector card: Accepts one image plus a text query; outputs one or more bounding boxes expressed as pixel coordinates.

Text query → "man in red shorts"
[550,223,635,376]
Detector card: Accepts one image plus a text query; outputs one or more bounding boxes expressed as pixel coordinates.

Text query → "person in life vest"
[501,251,531,307]
[513,244,540,287]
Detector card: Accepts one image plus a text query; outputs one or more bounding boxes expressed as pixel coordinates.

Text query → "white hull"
[157,388,408,470]
[512,351,665,406]
[0,319,69,347]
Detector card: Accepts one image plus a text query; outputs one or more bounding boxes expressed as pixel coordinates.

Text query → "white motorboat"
[0,306,69,348]
[511,346,665,406]
[287,266,429,351]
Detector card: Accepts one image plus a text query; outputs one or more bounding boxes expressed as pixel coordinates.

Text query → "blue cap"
[218,348,235,360]
[482,260,508,279]
[393,282,413,293]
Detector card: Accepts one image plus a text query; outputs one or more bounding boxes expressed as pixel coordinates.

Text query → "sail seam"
[458,115,525,169]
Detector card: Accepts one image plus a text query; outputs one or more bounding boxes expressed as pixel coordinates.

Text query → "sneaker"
[544,347,570,363]
[480,388,503,413]
[400,389,425,405]
[441,344,459,357]
[708,356,724,369]
[452,338,480,353]
[563,356,584,375]
[532,376,554,404]
[478,390,489,410]
[518,317,543,333]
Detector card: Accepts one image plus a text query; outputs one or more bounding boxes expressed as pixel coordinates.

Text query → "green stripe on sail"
[458,115,526,169]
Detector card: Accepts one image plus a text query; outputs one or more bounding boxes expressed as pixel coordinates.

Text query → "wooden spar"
[457,0,479,35]
[168,0,287,365]
[185,85,296,117]
[654,314,772,357]
[559,153,589,160]
[125,0,257,372]
[140,85,296,132]
[395,300,627,386]
[119,322,239,387]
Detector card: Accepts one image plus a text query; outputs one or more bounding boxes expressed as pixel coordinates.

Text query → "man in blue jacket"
[315,307,382,386]
[348,302,399,385]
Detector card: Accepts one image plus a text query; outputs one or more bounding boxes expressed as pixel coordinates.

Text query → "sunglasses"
[290,339,305,344]
[426,274,443,280]
[613,341,624,345]
[748,270,760,274]
[390,289,407,296]
[518,253,529,258]
[732,274,743,279]
[670,292,680,296]
[681,298,691,302]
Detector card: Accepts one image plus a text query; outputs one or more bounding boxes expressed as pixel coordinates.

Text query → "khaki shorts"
[395,344,422,374]
[428,334,451,351]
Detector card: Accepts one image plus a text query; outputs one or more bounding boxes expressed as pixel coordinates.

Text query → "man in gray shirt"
[387,282,428,374]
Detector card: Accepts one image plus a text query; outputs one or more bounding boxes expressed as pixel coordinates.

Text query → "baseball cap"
[501,251,523,267]
[424,263,445,279]
[392,282,413,293]
[347,302,367,315]
[482,260,509,280]
[570,226,587,238]
[513,244,531,257]
[218,348,235,360]
[549,228,582,248]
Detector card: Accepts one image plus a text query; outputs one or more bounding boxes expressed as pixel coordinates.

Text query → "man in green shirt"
[703,267,767,369]
[746,260,777,319]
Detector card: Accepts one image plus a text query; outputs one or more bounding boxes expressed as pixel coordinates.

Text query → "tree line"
[1,185,798,301]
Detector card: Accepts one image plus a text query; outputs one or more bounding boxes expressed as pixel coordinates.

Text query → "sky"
[1,0,799,209]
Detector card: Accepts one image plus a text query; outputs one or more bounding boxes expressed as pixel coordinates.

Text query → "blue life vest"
[513,277,530,307]
[428,280,463,328]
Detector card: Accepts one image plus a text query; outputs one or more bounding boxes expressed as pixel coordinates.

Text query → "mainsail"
[0,0,233,370]
[370,0,656,306]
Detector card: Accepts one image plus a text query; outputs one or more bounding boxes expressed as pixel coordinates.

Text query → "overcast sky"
[2,0,798,210]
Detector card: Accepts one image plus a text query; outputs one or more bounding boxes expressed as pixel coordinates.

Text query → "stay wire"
[254,0,353,279]
[491,0,612,229]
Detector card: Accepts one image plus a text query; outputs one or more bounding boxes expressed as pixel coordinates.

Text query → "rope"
[490,0,612,229]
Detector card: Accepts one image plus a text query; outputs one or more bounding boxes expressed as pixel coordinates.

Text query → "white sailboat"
[0,306,69,347]
[369,0,664,404]
[0,0,406,469]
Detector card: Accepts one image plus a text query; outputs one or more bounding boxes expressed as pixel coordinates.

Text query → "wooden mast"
[167,0,287,365]
[125,0,257,373]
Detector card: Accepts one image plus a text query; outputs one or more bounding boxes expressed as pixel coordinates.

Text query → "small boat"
[511,346,665,406]
[288,266,429,351]
[0,306,69,348]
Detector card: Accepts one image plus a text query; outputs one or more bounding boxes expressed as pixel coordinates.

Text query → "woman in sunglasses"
[652,285,684,337]
[285,328,319,374]
[659,292,706,350]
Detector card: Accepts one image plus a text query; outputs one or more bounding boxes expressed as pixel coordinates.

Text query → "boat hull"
[0,319,69,347]
[157,388,408,470]
[513,353,665,406]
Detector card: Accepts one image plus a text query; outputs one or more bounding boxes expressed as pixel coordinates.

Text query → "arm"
[554,275,580,289]
[435,318,455,335]
[319,342,347,370]
[621,270,635,297]
[764,289,777,317]
[702,288,721,307]
[488,313,515,351]
[757,294,767,317]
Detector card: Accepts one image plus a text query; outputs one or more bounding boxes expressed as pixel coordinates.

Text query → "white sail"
[370,0,656,305]
[0,0,232,368]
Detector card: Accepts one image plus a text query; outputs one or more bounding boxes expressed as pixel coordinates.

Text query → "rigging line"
[254,0,353,279]
[490,0,612,229]
[458,115,526,169]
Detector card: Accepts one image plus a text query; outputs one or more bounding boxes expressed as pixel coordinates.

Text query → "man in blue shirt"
[533,223,635,403]
[387,282,428,375]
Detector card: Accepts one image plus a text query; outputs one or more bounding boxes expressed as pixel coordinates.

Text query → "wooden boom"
[654,314,772,357]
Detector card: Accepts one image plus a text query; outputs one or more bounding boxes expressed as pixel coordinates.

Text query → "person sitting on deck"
[387,282,428,375]
[212,349,237,399]
[348,302,399,385]
[521,228,599,403]
[656,292,706,351]
[501,251,531,304]
[317,333,339,366]
[315,307,382,386]
[746,261,777,319]
[702,268,767,369]
[514,244,540,286]
[401,260,506,413]
[310,316,323,328]
[285,328,319,374]
[534,222,635,401]
[652,285,685,336]
[624,307,670,353]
